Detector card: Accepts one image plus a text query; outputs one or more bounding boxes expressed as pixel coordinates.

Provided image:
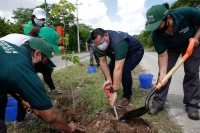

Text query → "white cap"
[32,8,46,19]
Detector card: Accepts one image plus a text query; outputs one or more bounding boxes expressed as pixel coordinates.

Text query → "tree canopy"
[0,0,93,52]
[12,8,33,24]
[170,0,200,10]
[0,17,23,37]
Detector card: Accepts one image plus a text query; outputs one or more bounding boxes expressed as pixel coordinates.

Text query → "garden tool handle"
[10,93,62,131]
[104,87,112,97]
[104,87,119,120]
[156,38,195,90]
[10,92,39,116]
[20,100,39,116]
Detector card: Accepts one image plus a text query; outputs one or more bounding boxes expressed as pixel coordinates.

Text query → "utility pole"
[44,0,48,23]
[75,0,82,53]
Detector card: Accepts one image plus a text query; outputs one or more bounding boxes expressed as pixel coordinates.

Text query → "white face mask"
[34,18,44,26]
[97,41,108,51]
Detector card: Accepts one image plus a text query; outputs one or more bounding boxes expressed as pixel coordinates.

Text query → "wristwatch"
[110,88,118,93]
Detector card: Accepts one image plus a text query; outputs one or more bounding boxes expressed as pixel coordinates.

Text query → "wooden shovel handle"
[21,100,39,116]
[10,92,39,116]
[156,38,195,90]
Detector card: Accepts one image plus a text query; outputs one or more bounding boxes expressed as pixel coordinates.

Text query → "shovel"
[104,87,119,120]
[120,38,195,120]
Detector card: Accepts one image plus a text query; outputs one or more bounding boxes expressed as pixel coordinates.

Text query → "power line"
[83,5,103,27]
[78,1,103,28]
[80,6,102,27]
[79,7,102,28]
[81,3,103,27]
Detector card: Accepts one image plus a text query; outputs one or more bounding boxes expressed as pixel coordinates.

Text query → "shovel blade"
[120,106,149,120]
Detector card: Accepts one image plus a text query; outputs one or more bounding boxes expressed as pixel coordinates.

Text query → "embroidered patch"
[179,27,189,34]
[147,15,154,22]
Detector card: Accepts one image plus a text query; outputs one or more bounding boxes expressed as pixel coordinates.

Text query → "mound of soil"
[62,105,158,133]
[43,90,158,133]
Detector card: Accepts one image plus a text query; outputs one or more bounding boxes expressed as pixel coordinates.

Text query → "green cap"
[38,27,60,53]
[145,5,169,31]
[25,37,56,67]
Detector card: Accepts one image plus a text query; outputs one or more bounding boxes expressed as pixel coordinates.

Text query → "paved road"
[52,52,90,70]
[140,52,200,133]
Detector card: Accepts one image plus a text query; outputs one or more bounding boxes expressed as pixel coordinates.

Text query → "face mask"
[33,54,45,72]
[34,61,46,73]
[97,42,109,51]
[34,18,44,27]
[156,18,168,34]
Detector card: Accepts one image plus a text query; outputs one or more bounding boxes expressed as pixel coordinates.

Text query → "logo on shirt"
[0,40,18,54]
[179,27,189,34]
[147,15,154,22]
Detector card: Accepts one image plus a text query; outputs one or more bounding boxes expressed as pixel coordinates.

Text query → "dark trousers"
[34,63,55,90]
[0,94,7,121]
[89,47,100,66]
[41,67,55,90]
[108,48,144,100]
[0,120,7,133]
[0,94,26,122]
[152,46,200,111]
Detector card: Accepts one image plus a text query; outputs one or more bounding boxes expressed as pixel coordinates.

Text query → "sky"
[0,0,176,35]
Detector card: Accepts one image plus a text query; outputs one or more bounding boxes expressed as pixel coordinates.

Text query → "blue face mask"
[34,18,45,26]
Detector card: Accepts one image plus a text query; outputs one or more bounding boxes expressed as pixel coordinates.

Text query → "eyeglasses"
[100,36,105,44]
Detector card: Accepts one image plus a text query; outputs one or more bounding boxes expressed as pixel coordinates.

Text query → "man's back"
[0,40,52,110]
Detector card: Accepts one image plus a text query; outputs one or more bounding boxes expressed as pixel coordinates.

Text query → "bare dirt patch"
[51,94,158,133]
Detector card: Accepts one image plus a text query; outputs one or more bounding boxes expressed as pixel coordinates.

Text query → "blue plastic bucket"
[5,107,17,122]
[87,66,96,74]
[7,97,17,107]
[5,97,18,122]
[138,74,153,89]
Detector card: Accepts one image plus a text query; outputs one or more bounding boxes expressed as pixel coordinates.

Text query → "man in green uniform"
[85,36,100,67]
[0,38,84,132]
[145,5,200,120]
[91,28,144,108]
[0,27,63,128]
